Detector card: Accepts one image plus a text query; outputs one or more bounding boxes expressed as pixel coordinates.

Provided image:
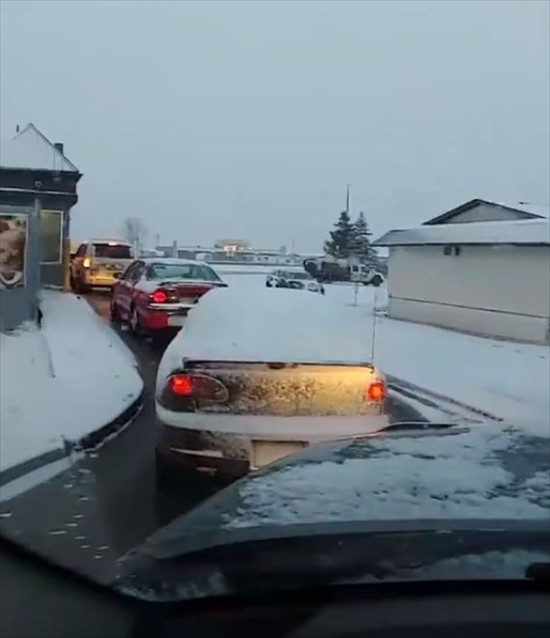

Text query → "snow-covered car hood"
[115,422,550,601]
[127,422,550,559]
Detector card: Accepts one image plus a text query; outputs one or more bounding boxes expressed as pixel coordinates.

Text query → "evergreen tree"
[352,211,377,263]
[324,210,355,258]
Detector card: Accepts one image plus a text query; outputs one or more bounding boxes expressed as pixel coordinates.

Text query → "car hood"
[121,422,549,563]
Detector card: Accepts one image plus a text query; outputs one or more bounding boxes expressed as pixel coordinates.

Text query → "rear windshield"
[147,262,221,282]
[92,243,133,259]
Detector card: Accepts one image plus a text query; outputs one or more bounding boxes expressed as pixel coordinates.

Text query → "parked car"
[110,258,226,337]
[70,239,135,292]
[265,269,325,294]
[154,286,387,486]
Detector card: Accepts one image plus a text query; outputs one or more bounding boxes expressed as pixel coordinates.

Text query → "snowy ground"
[220,269,549,432]
[0,291,143,474]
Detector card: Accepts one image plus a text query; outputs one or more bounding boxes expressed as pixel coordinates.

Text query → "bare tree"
[121,216,148,254]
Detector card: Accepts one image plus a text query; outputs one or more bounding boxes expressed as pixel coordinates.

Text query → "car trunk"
[164,360,384,417]
[154,281,227,306]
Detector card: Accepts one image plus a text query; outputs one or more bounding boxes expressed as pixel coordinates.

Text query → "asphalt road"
[0,291,425,584]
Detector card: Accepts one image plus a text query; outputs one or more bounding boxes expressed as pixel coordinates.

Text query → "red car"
[110,258,226,336]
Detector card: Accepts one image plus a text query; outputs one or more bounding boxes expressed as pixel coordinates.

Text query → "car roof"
[87,239,133,246]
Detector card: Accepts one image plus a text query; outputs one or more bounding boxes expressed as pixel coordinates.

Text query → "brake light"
[168,374,193,396]
[167,373,229,401]
[83,257,91,268]
[151,290,168,303]
[366,381,386,402]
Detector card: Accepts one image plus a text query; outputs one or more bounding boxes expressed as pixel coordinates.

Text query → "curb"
[0,391,144,489]
[387,375,502,422]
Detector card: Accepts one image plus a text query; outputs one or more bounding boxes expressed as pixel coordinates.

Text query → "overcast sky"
[1,0,548,251]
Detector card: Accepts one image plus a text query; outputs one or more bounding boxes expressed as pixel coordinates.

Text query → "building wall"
[0,204,41,330]
[386,244,550,344]
[442,203,530,224]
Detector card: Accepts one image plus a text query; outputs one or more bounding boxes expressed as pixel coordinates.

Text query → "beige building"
[375,199,550,344]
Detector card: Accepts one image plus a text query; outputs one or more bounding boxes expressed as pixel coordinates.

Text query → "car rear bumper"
[155,405,389,479]
[84,273,119,287]
[141,308,189,331]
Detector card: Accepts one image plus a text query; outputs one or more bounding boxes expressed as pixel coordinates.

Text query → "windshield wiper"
[376,421,462,433]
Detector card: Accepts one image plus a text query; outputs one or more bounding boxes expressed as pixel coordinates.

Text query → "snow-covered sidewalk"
[0,291,143,474]
[322,283,549,429]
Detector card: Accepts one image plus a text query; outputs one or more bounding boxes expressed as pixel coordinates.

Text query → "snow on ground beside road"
[222,424,550,530]
[221,269,549,430]
[0,291,143,473]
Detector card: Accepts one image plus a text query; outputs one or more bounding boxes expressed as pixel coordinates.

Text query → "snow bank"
[0,291,143,473]
[222,425,550,530]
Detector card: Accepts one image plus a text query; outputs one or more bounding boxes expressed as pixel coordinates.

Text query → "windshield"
[92,243,133,259]
[0,0,549,610]
[147,262,221,282]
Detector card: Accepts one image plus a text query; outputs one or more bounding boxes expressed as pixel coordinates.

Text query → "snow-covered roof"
[374,219,550,247]
[0,123,78,172]
[424,198,549,225]
[156,287,375,382]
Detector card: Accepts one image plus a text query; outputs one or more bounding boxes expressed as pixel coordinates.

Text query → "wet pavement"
[0,291,425,583]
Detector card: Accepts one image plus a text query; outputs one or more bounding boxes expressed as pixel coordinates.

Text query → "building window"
[443,245,452,256]
[40,210,63,264]
[454,246,462,256]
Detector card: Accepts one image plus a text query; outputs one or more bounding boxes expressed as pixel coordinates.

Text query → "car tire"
[371,274,383,287]
[129,306,143,336]
[109,299,120,324]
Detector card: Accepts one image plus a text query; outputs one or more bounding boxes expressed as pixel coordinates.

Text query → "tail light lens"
[168,374,193,396]
[167,374,229,402]
[151,290,168,303]
[366,381,386,402]
[83,257,91,268]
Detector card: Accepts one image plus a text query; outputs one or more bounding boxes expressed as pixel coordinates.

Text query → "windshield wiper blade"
[376,421,461,433]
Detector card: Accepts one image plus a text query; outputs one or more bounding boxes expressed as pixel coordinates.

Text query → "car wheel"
[109,299,120,323]
[155,452,180,490]
[371,274,383,287]
[78,279,90,294]
[129,306,143,336]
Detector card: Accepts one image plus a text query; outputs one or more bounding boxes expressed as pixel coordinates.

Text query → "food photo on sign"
[0,214,27,289]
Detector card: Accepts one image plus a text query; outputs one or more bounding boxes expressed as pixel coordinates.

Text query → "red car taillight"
[150,290,168,303]
[366,381,386,402]
[167,374,229,402]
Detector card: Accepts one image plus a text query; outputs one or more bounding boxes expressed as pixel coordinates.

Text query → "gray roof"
[374,219,550,247]
[424,198,549,225]
[0,123,78,172]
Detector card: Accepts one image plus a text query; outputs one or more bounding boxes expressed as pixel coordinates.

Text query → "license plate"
[168,315,186,327]
[250,440,307,470]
